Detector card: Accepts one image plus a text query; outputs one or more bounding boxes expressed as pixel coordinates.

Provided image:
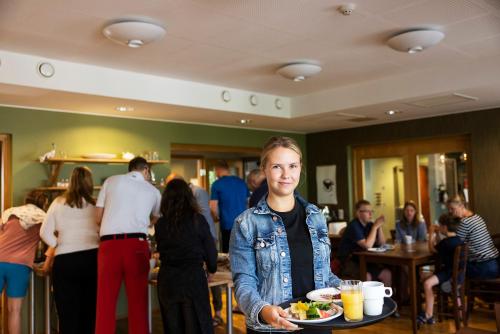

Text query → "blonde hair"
[260,136,302,169]
[64,166,95,208]
[446,195,465,207]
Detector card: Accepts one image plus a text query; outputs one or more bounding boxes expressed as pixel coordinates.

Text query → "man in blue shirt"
[210,160,249,253]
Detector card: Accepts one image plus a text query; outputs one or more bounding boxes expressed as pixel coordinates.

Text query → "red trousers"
[95,238,150,334]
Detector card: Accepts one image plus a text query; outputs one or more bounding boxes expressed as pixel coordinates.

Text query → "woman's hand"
[260,305,300,331]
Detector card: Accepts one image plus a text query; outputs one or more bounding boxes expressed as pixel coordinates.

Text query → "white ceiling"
[1,0,500,133]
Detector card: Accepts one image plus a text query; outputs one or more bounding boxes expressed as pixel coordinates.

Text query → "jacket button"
[280,251,286,257]
[283,277,289,283]
[277,227,282,233]
[272,216,278,221]
[260,242,265,248]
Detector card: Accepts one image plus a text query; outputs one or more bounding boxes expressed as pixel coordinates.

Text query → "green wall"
[0,106,307,205]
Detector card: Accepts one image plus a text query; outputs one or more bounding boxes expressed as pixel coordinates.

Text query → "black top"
[271,200,314,299]
[155,212,217,334]
[436,235,464,274]
[337,218,375,263]
[249,180,268,208]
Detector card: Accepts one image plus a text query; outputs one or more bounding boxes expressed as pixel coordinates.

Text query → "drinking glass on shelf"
[341,280,364,322]
[152,151,159,160]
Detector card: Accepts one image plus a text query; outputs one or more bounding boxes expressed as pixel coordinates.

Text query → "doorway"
[353,135,471,231]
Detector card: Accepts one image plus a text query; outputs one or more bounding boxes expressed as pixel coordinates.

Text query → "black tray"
[279,297,397,329]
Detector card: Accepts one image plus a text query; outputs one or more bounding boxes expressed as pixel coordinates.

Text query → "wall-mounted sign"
[316,165,337,204]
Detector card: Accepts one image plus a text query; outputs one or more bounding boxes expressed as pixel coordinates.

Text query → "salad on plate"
[285,301,343,324]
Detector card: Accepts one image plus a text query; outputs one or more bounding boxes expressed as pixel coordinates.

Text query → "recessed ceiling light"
[385,110,401,116]
[116,106,134,112]
[239,119,252,125]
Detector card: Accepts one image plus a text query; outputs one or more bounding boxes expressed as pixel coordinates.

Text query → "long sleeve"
[40,201,59,248]
[197,214,217,273]
[417,221,428,241]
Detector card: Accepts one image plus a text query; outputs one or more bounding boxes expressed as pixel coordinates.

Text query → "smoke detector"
[339,4,356,15]
[387,29,445,54]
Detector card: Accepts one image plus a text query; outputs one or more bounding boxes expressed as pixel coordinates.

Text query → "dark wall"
[306,108,500,233]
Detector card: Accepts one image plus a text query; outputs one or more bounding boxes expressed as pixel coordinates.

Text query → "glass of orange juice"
[341,280,363,322]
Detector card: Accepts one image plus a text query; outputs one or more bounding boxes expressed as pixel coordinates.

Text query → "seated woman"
[337,199,392,286]
[155,178,217,334]
[230,136,341,333]
[0,190,48,334]
[447,195,499,279]
[395,201,427,244]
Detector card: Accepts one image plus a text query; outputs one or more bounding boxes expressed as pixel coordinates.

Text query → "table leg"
[359,255,367,280]
[226,285,233,334]
[44,275,51,334]
[408,260,418,334]
[29,271,35,334]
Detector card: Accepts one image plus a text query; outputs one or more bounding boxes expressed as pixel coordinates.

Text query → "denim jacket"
[229,195,341,331]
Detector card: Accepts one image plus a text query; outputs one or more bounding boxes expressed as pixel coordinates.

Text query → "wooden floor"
[116,292,497,334]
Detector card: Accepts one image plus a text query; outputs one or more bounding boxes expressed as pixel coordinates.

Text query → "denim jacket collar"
[254,193,321,216]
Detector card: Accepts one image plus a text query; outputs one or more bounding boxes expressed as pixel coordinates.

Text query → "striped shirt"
[457,214,499,263]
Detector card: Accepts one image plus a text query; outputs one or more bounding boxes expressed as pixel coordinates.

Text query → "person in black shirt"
[155,179,217,334]
[418,214,464,326]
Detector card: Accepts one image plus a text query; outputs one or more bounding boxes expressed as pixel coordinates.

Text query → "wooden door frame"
[352,135,472,212]
[0,134,12,211]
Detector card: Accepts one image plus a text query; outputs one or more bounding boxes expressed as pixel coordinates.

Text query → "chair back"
[452,243,469,296]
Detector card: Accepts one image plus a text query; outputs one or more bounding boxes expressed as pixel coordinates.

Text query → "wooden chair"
[467,234,500,319]
[456,303,500,334]
[436,243,469,331]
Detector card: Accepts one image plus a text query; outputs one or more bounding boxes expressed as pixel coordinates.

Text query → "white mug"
[362,281,392,299]
[362,281,392,316]
[404,235,413,244]
[364,298,384,316]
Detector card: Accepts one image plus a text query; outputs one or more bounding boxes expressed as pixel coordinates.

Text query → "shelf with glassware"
[37,157,169,191]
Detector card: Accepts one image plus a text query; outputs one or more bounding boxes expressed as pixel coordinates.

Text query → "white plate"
[367,247,386,252]
[306,287,341,303]
[82,153,117,159]
[285,303,343,324]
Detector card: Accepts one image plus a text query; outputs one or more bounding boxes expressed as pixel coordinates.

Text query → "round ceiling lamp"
[102,19,166,48]
[276,62,322,82]
[387,29,445,54]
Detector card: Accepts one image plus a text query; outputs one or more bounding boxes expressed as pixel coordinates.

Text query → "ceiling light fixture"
[239,119,251,125]
[116,106,134,112]
[276,62,322,82]
[387,29,445,54]
[103,19,166,48]
[385,109,401,116]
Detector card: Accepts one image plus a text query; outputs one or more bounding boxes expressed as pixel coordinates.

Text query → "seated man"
[337,199,392,287]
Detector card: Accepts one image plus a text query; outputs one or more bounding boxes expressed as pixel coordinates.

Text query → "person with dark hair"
[155,178,217,334]
[165,173,223,327]
[39,166,99,334]
[337,199,392,286]
[230,136,341,333]
[447,195,498,279]
[418,214,464,326]
[395,201,427,243]
[0,190,48,334]
[209,160,249,253]
[95,157,161,334]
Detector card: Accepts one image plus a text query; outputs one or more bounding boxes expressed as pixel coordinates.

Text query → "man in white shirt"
[95,157,161,334]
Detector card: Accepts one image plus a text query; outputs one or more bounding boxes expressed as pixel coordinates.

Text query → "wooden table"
[355,242,435,334]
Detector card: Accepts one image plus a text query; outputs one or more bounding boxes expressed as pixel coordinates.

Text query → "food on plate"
[319,293,341,301]
[288,301,337,320]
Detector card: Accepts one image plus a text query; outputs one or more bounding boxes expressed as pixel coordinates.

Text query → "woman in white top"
[40,166,99,334]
